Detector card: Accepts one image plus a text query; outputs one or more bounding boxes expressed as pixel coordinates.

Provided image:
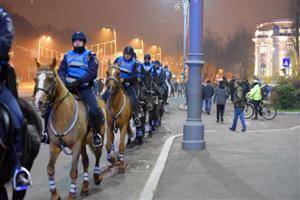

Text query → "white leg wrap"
[119,154,124,161]
[48,179,56,191]
[94,166,101,175]
[83,172,89,181]
[69,183,76,194]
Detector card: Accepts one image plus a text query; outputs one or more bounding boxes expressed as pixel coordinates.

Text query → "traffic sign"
[283,58,290,68]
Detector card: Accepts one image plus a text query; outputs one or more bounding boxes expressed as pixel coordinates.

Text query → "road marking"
[139,129,214,200]
[246,125,300,133]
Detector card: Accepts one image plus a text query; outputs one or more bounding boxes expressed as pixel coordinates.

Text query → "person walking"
[229,79,247,132]
[214,80,228,122]
[202,80,214,114]
[229,76,236,102]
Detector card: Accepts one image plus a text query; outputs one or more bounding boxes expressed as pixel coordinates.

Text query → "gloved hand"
[120,78,124,83]
[67,80,79,91]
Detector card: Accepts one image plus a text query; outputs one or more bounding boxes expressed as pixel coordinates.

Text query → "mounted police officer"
[114,46,141,126]
[0,7,32,191]
[163,65,172,104]
[153,60,167,99]
[57,31,104,147]
[140,54,156,82]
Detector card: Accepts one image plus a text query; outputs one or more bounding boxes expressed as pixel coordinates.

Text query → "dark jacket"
[233,85,246,108]
[0,8,14,62]
[202,84,214,100]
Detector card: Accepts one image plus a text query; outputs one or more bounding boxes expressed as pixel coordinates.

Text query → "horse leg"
[106,126,116,165]
[0,185,8,200]
[47,144,62,200]
[67,142,82,200]
[80,145,89,196]
[118,125,127,174]
[93,146,102,185]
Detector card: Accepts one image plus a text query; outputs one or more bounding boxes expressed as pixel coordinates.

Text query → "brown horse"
[33,58,107,200]
[105,64,133,173]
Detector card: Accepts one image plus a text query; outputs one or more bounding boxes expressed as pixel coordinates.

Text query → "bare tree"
[289,0,300,78]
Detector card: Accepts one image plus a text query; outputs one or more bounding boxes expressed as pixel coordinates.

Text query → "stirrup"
[133,118,141,127]
[13,167,32,191]
[92,133,102,147]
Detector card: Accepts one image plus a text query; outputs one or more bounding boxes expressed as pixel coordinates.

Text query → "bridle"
[35,70,69,109]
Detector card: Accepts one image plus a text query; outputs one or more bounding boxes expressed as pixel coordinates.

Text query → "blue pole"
[182,0,205,150]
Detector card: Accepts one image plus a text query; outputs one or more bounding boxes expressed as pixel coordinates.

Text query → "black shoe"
[221,118,224,122]
[93,133,102,147]
[252,117,258,120]
[241,128,246,132]
[216,119,219,123]
[229,127,235,132]
[41,131,50,144]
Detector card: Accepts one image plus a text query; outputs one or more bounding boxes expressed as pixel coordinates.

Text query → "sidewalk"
[153,117,300,200]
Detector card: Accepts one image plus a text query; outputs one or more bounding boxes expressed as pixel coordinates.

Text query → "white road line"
[139,129,214,200]
[246,125,300,133]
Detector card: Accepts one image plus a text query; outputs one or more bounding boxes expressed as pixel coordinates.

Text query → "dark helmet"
[144,54,151,60]
[153,60,160,66]
[164,65,168,69]
[123,46,134,56]
[72,31,87,43]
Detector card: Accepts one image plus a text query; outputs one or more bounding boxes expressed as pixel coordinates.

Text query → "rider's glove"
[67,80,79,91]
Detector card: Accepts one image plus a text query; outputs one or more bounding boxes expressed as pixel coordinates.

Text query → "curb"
[277,112,300,116]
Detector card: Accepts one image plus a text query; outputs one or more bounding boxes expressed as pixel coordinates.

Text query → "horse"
[105,64,133,173]
[137,70,159,137]
[33,58,107,200]
[0,97,42,200]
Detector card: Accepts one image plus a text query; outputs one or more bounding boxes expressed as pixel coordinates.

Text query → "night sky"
[3,0,290,51]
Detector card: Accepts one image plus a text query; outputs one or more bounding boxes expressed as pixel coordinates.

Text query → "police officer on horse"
[0,7,32,191]
[57,31,104,147]
[112,46,141,127]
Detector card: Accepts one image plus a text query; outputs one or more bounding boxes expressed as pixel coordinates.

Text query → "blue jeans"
[205,98,212,113]
[231,107,246,130]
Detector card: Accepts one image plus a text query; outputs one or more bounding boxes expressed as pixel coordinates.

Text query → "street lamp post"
[175,0,189,81]
[182,0,205,150]
[37,35,51,62]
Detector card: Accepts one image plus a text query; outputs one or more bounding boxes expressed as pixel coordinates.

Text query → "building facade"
[252,19,298,81]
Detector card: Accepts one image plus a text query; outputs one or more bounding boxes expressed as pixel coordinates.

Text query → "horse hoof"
[81,189,89,196]
[94,174,102,185]
[118,167,125,174]
[67,194,76,200]
[108,156,116,165]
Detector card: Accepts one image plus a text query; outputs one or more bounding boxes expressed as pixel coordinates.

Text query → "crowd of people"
[201,76,273,132]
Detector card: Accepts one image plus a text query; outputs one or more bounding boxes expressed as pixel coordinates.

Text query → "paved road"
[6,95,300,200]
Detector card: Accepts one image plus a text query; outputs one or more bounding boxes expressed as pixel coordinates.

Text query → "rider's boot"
[135,128,144,145]
[12,125,31,191]
[92,117,103,147]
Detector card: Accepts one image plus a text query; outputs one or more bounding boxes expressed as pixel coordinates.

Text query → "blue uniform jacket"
[58,49,98,87]
[114,56,138,84]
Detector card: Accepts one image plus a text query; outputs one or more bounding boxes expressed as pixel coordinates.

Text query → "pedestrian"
[229,79,247,132]
[229,76,237,102]
[246,79,262,120]
[213,80,228,122]
[177,82,183,98]
[202,80,214,114]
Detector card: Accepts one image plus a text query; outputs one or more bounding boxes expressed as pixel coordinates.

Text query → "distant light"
[47,36,51,41]
[42,35,46,39]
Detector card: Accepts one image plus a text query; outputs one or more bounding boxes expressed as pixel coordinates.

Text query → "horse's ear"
[35,58,41,68]
[108,59,112,66]
[50,57,57,69]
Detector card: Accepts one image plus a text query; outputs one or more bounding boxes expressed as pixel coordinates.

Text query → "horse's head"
[33,58,57,111]
[105,63,121,93]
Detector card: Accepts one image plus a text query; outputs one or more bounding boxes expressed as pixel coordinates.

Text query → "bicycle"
[244,99,277,120]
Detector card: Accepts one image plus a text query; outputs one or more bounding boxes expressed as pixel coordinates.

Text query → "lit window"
[260,45,268,54]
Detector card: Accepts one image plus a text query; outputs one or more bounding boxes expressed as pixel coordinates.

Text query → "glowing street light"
[38,35,52,62]
[150,45,162,62]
